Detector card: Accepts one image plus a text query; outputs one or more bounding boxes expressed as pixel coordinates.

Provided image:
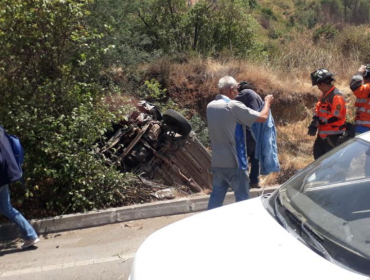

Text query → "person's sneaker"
[22,237,40,249]
[250,183,261,189]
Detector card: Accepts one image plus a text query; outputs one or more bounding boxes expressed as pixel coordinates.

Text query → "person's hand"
[308,117,319,136]
[264,94,273,104]
[307,125,317,136]
[359,65,366,74]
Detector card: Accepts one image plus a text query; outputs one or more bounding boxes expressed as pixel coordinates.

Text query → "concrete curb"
[0,186,278,241]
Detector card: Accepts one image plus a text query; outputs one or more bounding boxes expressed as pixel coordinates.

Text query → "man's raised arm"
[256,94,274,123]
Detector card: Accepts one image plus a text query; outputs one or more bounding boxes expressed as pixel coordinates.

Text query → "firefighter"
[308,68,346,160]
[350,64,370,135]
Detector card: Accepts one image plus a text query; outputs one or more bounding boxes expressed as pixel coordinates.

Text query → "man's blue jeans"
[207,168,249,210]
[0,185,37,240]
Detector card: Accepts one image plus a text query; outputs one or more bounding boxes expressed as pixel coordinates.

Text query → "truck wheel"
[162,109,192,136]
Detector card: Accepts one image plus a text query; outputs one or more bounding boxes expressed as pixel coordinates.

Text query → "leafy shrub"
[336,25,370,62]
[144,79,168,101]
[313,24,338,43]
[132,0,262,58]
[261,8,277,21]
[86,0,162,68]
[0,0,139,215]
[292,1,319,28]
[24,97,131,213]
[189,114,210,149]
[268,28,282,39]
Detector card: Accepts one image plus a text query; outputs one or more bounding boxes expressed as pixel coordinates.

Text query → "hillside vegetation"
[0,0,369,218]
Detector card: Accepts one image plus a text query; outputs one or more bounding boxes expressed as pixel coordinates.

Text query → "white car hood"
[130,197,369,280]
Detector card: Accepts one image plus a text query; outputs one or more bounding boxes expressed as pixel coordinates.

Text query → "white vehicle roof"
[130,198,367,280]
[356,131,370,142]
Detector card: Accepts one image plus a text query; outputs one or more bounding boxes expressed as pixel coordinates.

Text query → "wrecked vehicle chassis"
[100,107,212,194]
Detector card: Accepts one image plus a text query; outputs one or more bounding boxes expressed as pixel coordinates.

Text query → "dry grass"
[272,121,314,183]
[168,57,316,119]
[161,57,320,186]
[165,25,366,120]
[270,28,362,83]
[128,24,370,186]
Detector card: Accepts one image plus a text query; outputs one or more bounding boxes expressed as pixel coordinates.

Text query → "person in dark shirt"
[235,81,263,188]
[0,126,40,249]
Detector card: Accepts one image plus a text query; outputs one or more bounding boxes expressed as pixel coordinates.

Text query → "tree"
[133,0,261,58]
[87,0,161,68]
[0,0,131,215]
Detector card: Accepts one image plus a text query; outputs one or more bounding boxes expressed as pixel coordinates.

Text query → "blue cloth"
[219,96,247,170]
[235,89,263,183]
[355,125,370,135]
[207,168,249,210]
[0,126,22,186]
[251,104,280,175]
[0,184,38,240]
[234,123,247,170]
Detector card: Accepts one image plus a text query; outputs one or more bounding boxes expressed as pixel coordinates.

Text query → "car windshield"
[278,137,370,273]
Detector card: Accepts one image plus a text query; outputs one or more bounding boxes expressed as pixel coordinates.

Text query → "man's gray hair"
[218,76,238,89]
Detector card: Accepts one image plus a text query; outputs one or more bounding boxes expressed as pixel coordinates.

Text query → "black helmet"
[364,64,370,79]
[237,81,252,92]
[310,68,335,85]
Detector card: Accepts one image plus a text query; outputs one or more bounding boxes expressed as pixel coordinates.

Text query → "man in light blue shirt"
[207,76,273,209]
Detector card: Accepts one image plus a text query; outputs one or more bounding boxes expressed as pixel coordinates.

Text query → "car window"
[279,138,370,273]
[304,139,370,187]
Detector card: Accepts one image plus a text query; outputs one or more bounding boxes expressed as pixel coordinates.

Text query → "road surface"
[0,213,193,280]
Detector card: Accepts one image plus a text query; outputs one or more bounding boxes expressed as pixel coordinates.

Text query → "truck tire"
[163,109,192,136]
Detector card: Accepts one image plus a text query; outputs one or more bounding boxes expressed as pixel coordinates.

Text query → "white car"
[129,132,370,280]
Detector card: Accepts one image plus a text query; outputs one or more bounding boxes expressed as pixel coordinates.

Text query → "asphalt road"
[0,213,194,280]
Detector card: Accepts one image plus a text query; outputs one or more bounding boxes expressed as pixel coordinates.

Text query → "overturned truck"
[98,101,212,195]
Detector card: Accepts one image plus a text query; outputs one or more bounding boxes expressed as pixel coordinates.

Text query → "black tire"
[162,109,192,136]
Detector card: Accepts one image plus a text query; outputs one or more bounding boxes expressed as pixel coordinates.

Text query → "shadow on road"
[0,239,38,256]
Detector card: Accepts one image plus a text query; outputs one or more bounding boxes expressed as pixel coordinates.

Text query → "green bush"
[86,0,162,68]
[23,96,132,213]
[143,79,168,102]
[130,0,262,58]
[0,0,138,215]
[336,25,370,62]
[261,8,277,21]
[313,24,338,43]
[189,114,210,149]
